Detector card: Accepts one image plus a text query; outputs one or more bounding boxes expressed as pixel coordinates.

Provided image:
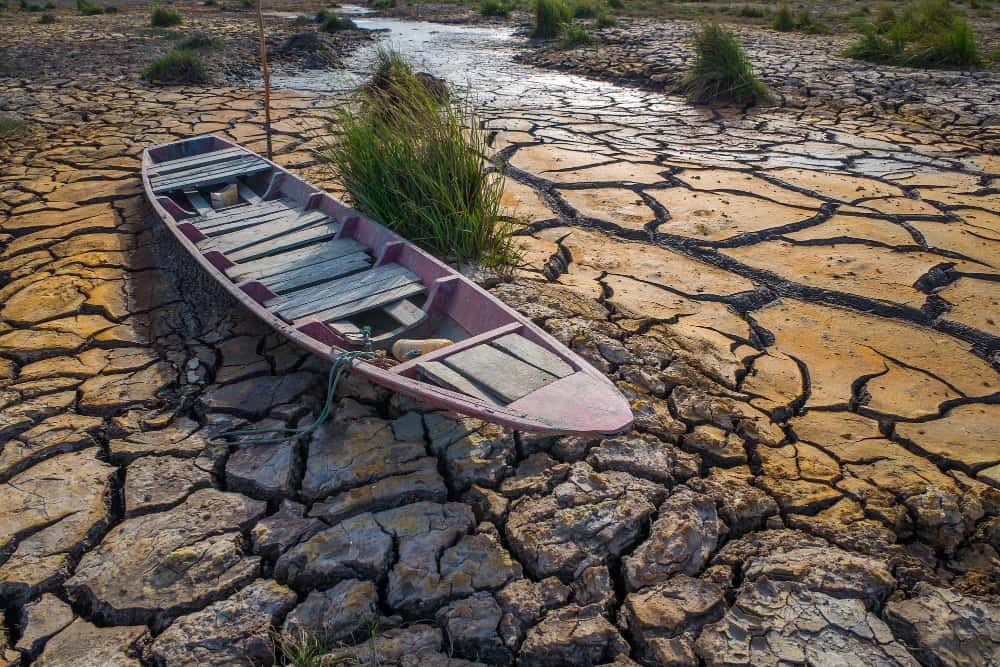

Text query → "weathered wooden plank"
[199,208,302,237]
[382,298,426,328]
[151,159,271,193]
[441,345,556,403]
[299,282,427,324]
[151,156,264,187]
[417,361,501,404]
[153,147,246,174]
[262,252,372,295]
[193,199,291,226]
[237,183,263,205]
[490,333,575,378]
[268,263,410,312]
[226,223,339,263]
[227,238,368,282]
[199,211,330,254]
[186,191,214,217]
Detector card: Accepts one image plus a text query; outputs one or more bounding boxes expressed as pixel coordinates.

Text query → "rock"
[462,484,509,525]
[226,438,299,500]
[586,433,699,485]
[686,466,778,536]
[274,512,393,590]
[520,604,630,667]
[680,425,747,466]
[326,624,443,666]
[623,486,723,591]
[670,386,784,446]
[496,577,572,650]
[149,579,297,667]
[506,462,667,580]
[16,593,75,657]
[123,455,212,516]
[283,579,378,646]
[695,579,918,666]
[0,449,114,606]
[33,618,149,667]
[785,497,897,554]
[743,545,895,609]
[617,383,687,442]
[251,500,326,561]
[0,330,83,364]
[66,489,265,626]
[0,274,89,326]
[499,453,571,498]
[107,417,213,463]
[199,372,316,419]
[310,468,448,525]
[571,564,615,611]
[0,412,102,482]
[425,413,517,491]
[0,390,76,440]
[301,418,435,501]
[77,362,175,415]
[436,592,511,665]
[374,503,520,616]
[619,576,726,667]
[885,582,1000,667]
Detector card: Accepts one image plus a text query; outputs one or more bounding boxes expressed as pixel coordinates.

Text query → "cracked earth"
[2,3,1000,666]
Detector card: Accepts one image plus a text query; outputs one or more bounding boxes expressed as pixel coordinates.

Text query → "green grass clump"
[20,0,43,10]
[571,0,597,18]
[680,22,771,107]
[318,49,519,273]
[560,21,594,47]
[38,10,54,21]
[178,32,220,49]
[845,0,979,67]
[76,0,103,13]
[479,0,511,17]
[772,2,793,30]
[321,12,356,31]
[532,0,571,38]
[0,115,26,137]
[143,48,208,84]
[594,11,616,27]
[103,5,118,12]
[738,5,766,18]
[150,4,181,26]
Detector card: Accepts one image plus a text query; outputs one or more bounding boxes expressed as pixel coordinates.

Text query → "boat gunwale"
[141,134,632,435]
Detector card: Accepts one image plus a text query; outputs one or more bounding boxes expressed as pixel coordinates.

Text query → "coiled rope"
[211,326,377,446]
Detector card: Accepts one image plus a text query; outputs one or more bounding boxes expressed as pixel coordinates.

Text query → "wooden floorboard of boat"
[269,263,410,312]
[262,252,372,295]
[152,147,246,174]
[441,344,557,403]
[151,159,271,193]
[490,333,575,378]
[227,238,368,283]
[151,155,264,187]
[417,360,501,404]
[297,282,427,325]
[223,223,339,263]
[199,211,328,252]
[194,200,291,227]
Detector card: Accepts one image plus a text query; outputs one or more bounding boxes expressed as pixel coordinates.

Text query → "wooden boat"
[141,135,633,435]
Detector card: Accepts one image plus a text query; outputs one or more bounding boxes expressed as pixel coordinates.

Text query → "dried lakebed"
[2,7,1000,667]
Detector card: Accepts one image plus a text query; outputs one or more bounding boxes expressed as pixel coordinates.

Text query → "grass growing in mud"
[150,4,182,27]
[143,48,208,84]
[680,22,771,106]
[845,0,979,67]
[320,12,357,31]
[317,49,520,273]
[532,0,571,38]
[560,21,594,48]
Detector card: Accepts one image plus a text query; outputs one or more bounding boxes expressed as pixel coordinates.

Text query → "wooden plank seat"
[418,333,574,404]
[193,199,293,228]
[151,155,271,194]
[269,264,419,320]
[226,238,368,283]
[197,209,329,251]
[151,147,247,175]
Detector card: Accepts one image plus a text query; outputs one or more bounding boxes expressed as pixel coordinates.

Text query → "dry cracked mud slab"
[1,5,999,666]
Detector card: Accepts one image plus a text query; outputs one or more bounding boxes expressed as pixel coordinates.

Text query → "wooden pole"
[256,0,273,160]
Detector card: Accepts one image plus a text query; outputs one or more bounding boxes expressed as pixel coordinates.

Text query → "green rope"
[211,326,376,446]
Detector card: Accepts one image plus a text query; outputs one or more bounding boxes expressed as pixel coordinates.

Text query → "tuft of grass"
[240,0,252,6]
[571,0,597,18]
[76,0,104,13]
[150,4,181,27]
[680,22,771,107]
[103,4,117,12]
[38,10,54,21]
[560,21,594,47]
[143,48,208,84]
[0,115,27,137]
[772,2,793,30]
[177,32,220,49]
[738,5,766,18]
[845,0,980,67]
[321,12,356,31]
[318,49,520,273]
[479,0,510,17]
[594,11,616,27]
[532,0,571,38]
[607,0,623,7]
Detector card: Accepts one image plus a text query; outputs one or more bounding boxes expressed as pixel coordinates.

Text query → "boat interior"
[146,136,585,408]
